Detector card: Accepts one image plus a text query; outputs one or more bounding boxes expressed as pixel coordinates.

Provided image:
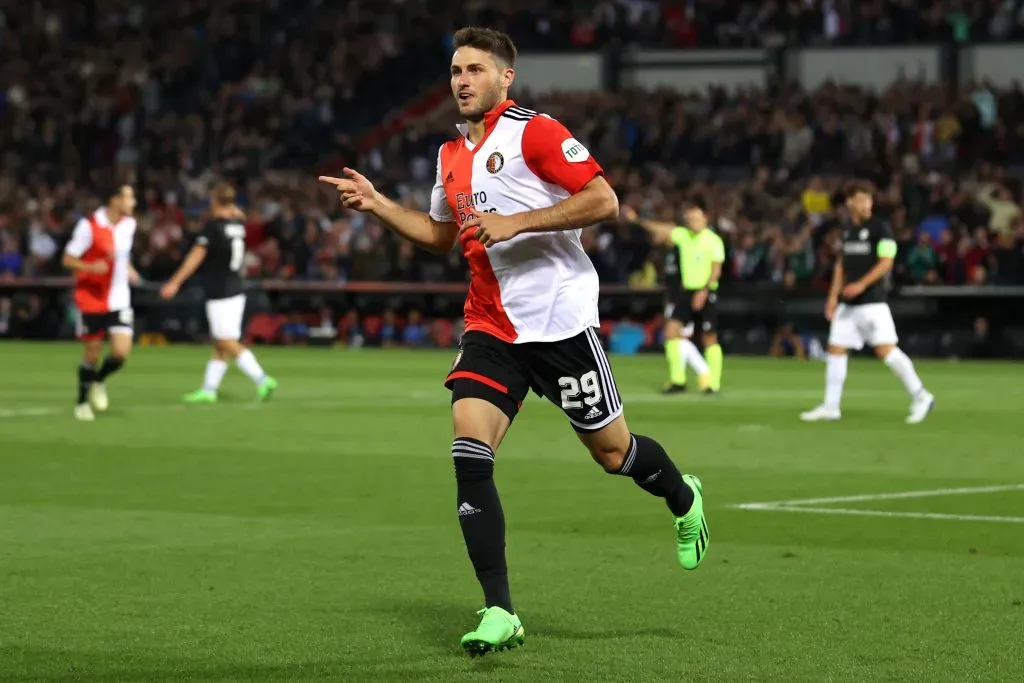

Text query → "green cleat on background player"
[257,376,278,401]
[183,389,217,404]
[461,606,524,657]
[674,474,708,570]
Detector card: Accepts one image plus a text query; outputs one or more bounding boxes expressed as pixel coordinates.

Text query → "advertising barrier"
[2,279,1020,359]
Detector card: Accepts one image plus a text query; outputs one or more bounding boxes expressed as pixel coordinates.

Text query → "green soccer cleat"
[257,376,278,402]
[460,606,525,657]
[674,474,709,570]
[183,389,217,404]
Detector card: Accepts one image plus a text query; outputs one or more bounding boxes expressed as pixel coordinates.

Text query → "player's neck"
[851,214,870,226]
[106,205,123,223]
[465,98,510,144]
[466,120,488,144]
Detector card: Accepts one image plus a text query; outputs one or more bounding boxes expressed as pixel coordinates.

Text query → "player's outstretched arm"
[622,205,676,245]
[319,169,458,254]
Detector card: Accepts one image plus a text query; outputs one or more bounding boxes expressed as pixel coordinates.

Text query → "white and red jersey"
[64,208,137,314]
[429,100,604,344]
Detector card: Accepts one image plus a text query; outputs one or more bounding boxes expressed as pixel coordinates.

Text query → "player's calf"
[76,338,103,416]
[90,332,132,412]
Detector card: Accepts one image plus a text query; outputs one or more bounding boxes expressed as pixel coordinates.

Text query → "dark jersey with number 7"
[196,218,246,300]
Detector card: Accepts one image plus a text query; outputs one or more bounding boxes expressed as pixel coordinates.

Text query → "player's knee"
[874,344,895,360]
[216,339,242,358]
[82,341,102,364]
[664,321,681,338]
[578,416,631,473]
[108,336,132,360]
[451,437,495,482]
[826,345,848,356]
[703,333,718,346]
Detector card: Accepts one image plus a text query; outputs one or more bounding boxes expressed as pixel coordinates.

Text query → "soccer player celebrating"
[801,182,935,424]
[320,27,709,656]
[62,184,140,421]
[159,182,277,403]
[625,203,725,393]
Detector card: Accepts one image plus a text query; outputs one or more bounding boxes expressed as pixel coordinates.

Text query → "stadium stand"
[2,1,1024,349]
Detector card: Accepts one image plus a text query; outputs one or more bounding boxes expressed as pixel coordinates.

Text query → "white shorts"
[206,294,246,341]
[828,302,899,351]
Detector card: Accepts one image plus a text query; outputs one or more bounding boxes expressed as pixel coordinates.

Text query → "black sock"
[452,437,513,614]
[96,355,125,382]
[613,433,694,517]
[77,363,96,405]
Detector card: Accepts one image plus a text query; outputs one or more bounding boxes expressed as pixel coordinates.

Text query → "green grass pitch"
[1,342,1022,682]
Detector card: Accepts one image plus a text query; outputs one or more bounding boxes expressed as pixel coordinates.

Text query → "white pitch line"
[0,407,62,418]
[740,505,1024,524]
[735,484,1024,508]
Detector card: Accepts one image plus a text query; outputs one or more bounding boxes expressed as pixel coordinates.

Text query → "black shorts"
[444,328,623,433]
[76,309,134,340]
[665,290,719,335]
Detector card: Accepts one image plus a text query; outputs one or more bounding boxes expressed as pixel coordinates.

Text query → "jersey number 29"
[559,370,603,410]
[225,224,246,272]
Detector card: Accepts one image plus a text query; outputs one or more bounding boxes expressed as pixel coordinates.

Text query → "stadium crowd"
[2,0,1024,306]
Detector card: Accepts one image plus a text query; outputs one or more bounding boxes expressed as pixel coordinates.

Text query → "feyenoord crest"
[485,151,504,174]
[451,349,463,371]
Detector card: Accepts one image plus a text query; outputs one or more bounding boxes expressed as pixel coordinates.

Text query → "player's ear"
[502,67,514,90]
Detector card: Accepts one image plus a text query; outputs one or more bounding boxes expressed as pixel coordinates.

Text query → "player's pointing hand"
[460,209,522,247]
[318,168,379,213]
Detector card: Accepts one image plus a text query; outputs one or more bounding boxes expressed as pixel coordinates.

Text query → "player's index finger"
[317,176,345,186]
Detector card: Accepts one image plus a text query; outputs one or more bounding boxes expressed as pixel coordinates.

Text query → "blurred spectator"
[969,316,995,358]
[771,321,826,360]
[402,309,429,347]
[279,313,310,345]
[0,297,11,336]
[907,233,941,284]
[380,310,399,348]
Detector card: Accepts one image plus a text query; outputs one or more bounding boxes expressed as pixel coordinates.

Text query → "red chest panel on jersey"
[74,217,115,314]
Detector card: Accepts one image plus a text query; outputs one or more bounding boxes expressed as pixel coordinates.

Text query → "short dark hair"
[211,181,236,207]
[99,182,129,204]
[681,200,706,213]
[452,27,517,68]
[845,181,874,199]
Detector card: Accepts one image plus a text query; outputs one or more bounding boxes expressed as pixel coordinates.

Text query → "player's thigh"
[526,327,624,435]
[445,332,530,450]
[827,304,864,351]
[668,292,694,335]
[206,295,246,341]
[859,303,898,349]
[106,309,134,358]
[699,293,720,338]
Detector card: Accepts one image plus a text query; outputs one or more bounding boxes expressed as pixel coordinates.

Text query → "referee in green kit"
[627,202,725,394]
